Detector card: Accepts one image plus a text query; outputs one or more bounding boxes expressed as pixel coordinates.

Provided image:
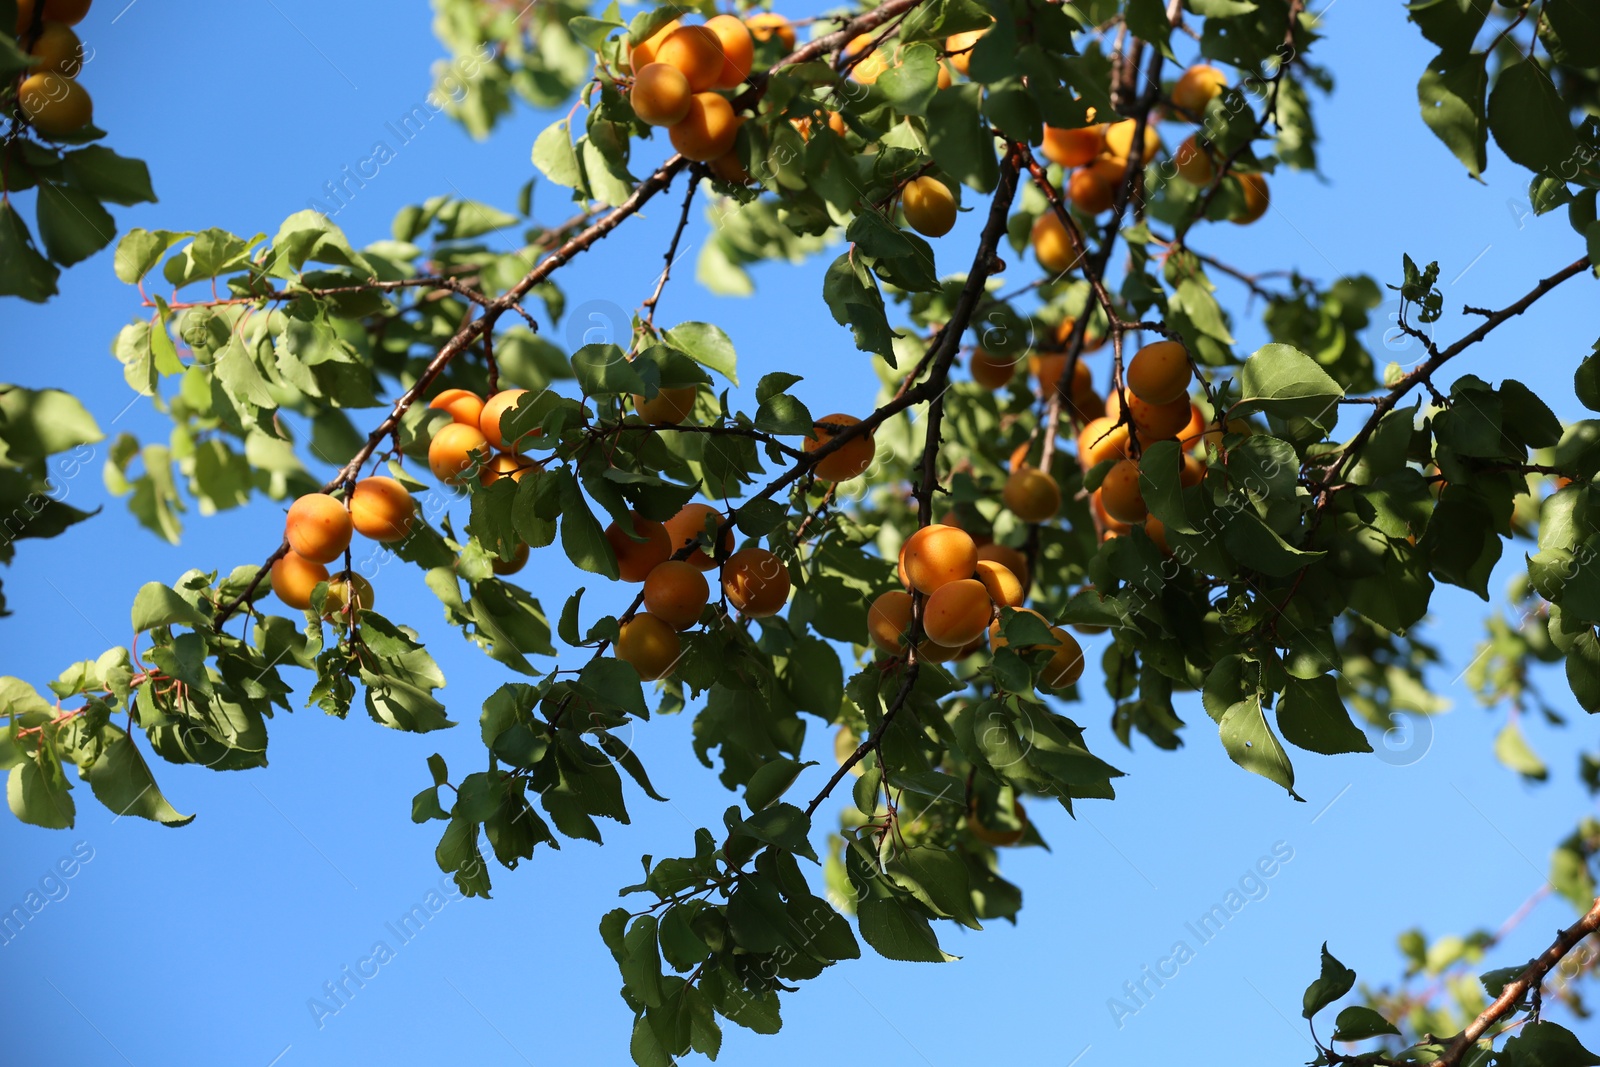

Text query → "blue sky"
[3,1,1598,1064]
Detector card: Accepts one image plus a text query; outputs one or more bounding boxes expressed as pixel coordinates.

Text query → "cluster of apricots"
[269,477,417,618]
[424,385,547,575]
[13,0,95,137]
[628,13,761,170]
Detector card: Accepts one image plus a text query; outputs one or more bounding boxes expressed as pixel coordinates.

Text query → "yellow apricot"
[348,476,416,543]
[656,25,725,92]
[17,71,91,136]
[1233,173,1270,224]
[428,422,490,485]
[493,543,530,575]
[631,18,682,71]
[1002,467,1061,523]
[631,62,693,126]
[1172,64,1227,118]
[634,386,698,424]
[323,573,375,618]
[970,350,1020,390]
[976,543,1029,592]
[1041,122,1104,168]
[1127,340,1193,406]
[1069,167,1116,215]
[669,92,740,162]
[605,512,673,583]
[901,176,957,238]
[975,558,1024,609]
[805,413,875,482]
[899,524,978,595]
[1102,118,1161,162]
[28,22,82,76]
[923,578,994,647]
[1053,316,1107,353]
[709,149,751,184]
[478,388,531,452]
[867,590,914,653]
[1178,402,1207,446]
[706,14,754,89]
[1091,488,1132,537]
[1180,453,1207,487]
[721,547,791,617]
[1105,388,1192,443]
[270,552,329,611]
[1099,459,1148,524]
[643,559,711,630]
[285,493,353,564]
[1039,627,1085,688]
[616,613,682,681]
[746,12,795,50]
[479,453,535,489]
[1174,135,1216,185]
[1031,210,1077,275]
[1029,352,1092,401]
[665,502,733,571]
[945,27,987,75]
[429,388,485,427]
[1078,415,1130,468]
[845,35,885,83]
[1144,515,1171,556]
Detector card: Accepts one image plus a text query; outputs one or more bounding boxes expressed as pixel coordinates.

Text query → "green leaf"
[1277,675,1372,755]
[8,758,74,829]
[1222,510,1325,577]
[0,202,60,301]
[1418,50,1487,178]
[131,581,212,632]
[754,392,813,436]
[559,474,620,579]
[1331,1005,1399,1042]
[1499,1022,1600,1066]
[822,252,897,358]
[62,146,157,206]
[1302,943,1356,1018]
[1406,0,1491,56]
[533,120,585,191]
[572,343,647,396]
[1234,342,1343,422]
[1488,60,1579,175]
[876,43,941,116]
[1546,0,1600,66]
[663,322,738,385]
[35,181,116,266]
[1219,695,1300,798]
[1567,628,1600,712]
[744,758,813,811]
[1493,719,1548,781]
[86,734,194,826]
[113,228,183,285]
[926,83,999,193]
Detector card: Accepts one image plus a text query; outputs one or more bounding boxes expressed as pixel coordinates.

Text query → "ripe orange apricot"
[656,25,725,92]
[1128,340,1193,406]
[844,34,886,83]
[429,422,490,485]
[665,502,734,570]
[635,385,698,424]
[805,413,875,482]
[708,148,752,184]
[1003,467,1061,523]
[643,559,711,630]
[923,578,994,647]
[285,493,353,564]
[722,547,791,617]
[1144,515,1171,555]
[746,12,795,50]
[1102,119,1161,162]
[606,512,674,583]
[1053,315,1107,353]
[348,476,416,543]
[17,0,91,31]
[479,388,531,452]
[631,18,681,69]
[493,543,530,575]
[1041,121,1104,168]
[479,453,535,489]
[1233,173,1270,224]
[706,14,754,88]
[867,589,914,653]
[616,613,682,681]
[631,61,693,126]
[1174,135,1216,185]
[1180,453,1207,487]
[976,543,1029,592]
[1172,64,1227,118]
[975,558,1024,609]
[1029,352,1093,401]
[1078,415,1130,468]
[17,71,91,136]
[429,388,485,427]
[1178,402,1207,445]
[1069,167,1116,215]
[899,524,977,595]
[1031,210,1077,275]
[945,27,987,74]
[1091,488,1132,537]
[28,22,82,76]
[970,350,1020,390]
[968,798,1027,847]
[901,176,957,238]
[1039,627,1085,688]
[270,552,329,611]
[669,92,740,162]
[323,573,375,618]
[1105,388,1192,443]
[1100,459,1148,524]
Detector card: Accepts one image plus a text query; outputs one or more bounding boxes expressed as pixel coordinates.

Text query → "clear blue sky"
[3,2,1597,1064]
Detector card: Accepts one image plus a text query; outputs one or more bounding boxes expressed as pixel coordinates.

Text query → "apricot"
[1068,167,1116,215]
[901,176,957,238]
[1078,415,1130,468]
[1106,388,1192,443]
[746,12,795,50]
[1091,488,1132,536]
[709,149,752,184]
[634,385,698,424]
[1144,515,1171,555]
[479,453,535,489]
[1053,315,1107,353]
[665,502,734,570]
[656,25,725,92]
[323,574,375,618]
[1100,459,1148,524]
[616,613,682,681]
[845,34,887,84]
[987,607,1049,650]
[1174,135,1216,185]
[1031,210,1077,275]
[643,559,711,630]
[1039,627,1085,689]
[899,524,977,595]
[1172,64,1227,118]
[1197,417,1253,453]
[348,476,416,543]
[429,388,485,427]
[970,350,1019,390]
[923,578,994,647]
[28,22,82,76]
[805,413,875,481]
[669,92,739,162]
[478,388,531,452]
[16,0,91,31]
[706,14,754,88]
[1178,402,1207,445]
[1233,173,1269,224]
[17,71,91,136]
[1029,352,1092,401]
[946,28,987,74]
[1128,340,1192,406]
[1181,454,1207,487]
[1102,119,1160,163]
[867,589,915,653]
[976,543,1029,592]
[428,422,490,485]
[631,18,681,69]
[493,543,530,575]
[631,62,693,126]
[1088,155,1129,184]
[605,512,673,583]
[722,547,791,617]
[1042,122,1103,168]
[968,798,1027,847]
[270,552,329,611]
[285,493,353,564]
[975,558,1024,609]
[1003,467,1061,523]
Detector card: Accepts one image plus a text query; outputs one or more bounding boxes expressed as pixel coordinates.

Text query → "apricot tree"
[5,0,1600,1062]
